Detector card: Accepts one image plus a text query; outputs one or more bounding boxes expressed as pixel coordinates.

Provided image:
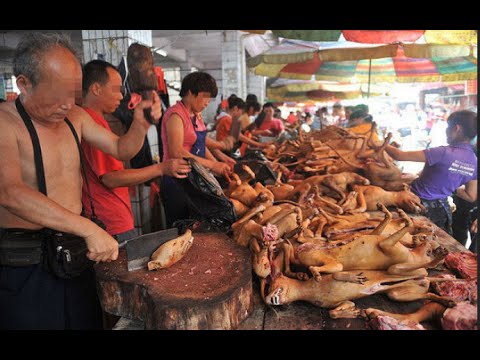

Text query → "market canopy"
[249,45,477,83]
[241,30,478,45]
[266,78,388,102]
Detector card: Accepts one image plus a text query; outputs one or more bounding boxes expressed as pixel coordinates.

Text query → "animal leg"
[376,131,392,154]
[370,203,392,235]
[314,217,328,237]
[332,271,367,284]
[249,237,261,254]
[387,246,448,276]
[329,301,362,319]
[287,183,311,203]
[308,257,343,281]
[355,135,370,159]
[322,177,347,203]
[351,185,367,213]
[342,191,359,212]
[386,264,428,277]
[316,196,344,214]
[365,302,447,323]
[379,143,394,169]
[385,280,456,307]
[317,207,339,225]
[283,242,309,281]
[378,215,413,253]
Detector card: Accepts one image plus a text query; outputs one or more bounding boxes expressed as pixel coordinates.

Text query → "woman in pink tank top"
[161,72,232,226]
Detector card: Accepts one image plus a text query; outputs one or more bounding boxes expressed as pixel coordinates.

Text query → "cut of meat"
[369,315,425,330]
[263,224,279,243]
[441,302,477,330]
[432,275,478,303]
[444,251,477,280]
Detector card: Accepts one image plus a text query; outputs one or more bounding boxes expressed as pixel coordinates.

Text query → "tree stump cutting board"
[95,232,253,329]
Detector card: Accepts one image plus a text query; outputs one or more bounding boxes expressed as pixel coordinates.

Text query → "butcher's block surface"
[95,232,253,330]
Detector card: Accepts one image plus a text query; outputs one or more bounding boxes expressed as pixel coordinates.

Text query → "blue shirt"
[411,143,477,200]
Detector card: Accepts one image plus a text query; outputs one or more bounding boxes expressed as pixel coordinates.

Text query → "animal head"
[263,275,293,306]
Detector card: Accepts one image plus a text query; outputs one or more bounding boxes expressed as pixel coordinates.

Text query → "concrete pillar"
[221,31,247,101]
[81,30,152,65]
[247,71,266,105]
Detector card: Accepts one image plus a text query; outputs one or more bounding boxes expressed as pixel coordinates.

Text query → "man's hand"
[215,150,236,167]
[160,158,192,179]
[471,219,477,234]
[133,91,162,130]
[210,161,233,179]
[83,226,119,263]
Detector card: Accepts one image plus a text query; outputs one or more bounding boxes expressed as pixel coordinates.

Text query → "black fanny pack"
[41,229,93,279]
[0,229,44,267]
[0,228,93,279]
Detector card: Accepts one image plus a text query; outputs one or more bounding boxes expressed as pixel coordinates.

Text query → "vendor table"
[96,216,472,330]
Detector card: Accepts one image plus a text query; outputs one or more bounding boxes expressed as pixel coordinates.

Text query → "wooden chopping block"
[95,232,253,330]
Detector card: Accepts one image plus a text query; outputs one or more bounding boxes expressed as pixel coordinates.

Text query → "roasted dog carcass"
[282,205,446,281]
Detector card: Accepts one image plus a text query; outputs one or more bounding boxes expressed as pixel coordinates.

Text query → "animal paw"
[354,272,367,284]
[296,272,310,281]
[364,308,383,319]
[433,246,448,258]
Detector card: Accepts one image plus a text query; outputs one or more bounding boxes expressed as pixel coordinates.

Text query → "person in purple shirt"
[385,110,477,236]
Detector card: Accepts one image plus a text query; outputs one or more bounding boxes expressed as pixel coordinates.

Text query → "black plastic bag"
[174,158,237,232]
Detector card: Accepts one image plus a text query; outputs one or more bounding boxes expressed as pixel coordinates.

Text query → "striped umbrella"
[242,30,477,45]
[266,78,388,102]
[249,44,477,98]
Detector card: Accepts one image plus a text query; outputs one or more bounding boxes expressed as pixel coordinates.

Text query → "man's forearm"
[101,165,161,189]
[1,184,99,237]
[116,121,148,161]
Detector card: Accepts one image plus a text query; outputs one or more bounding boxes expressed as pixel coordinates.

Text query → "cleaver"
[229,116,242,141]
[119,227,179,271]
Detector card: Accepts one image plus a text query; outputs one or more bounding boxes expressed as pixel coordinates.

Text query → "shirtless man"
[0,33,158,329]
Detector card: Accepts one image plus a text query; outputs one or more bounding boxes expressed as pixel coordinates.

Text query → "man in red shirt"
[81,60,190,243]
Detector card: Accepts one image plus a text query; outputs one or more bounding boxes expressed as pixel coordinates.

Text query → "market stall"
[96,124,477,330]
